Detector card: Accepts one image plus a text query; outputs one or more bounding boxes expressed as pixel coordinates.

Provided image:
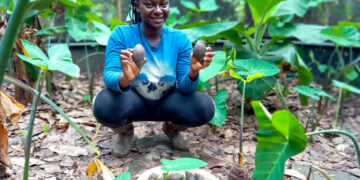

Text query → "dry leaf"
[0,90,25,126]
[87,158,115,180]
[0,121,11,167]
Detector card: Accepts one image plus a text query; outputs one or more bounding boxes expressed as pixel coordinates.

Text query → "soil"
[1,74,359,180]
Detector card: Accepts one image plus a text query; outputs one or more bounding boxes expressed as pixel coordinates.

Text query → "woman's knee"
[92,88,142,127]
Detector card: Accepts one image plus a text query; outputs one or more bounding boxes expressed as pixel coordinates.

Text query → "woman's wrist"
[188,67,199,81]
[118,73,132,90]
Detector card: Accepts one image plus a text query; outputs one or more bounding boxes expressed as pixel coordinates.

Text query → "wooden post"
[117,0,122,21]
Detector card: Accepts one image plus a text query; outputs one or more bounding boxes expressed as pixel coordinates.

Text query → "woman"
[92,0,216,157]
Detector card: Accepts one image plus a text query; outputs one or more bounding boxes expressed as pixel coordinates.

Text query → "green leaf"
[199,0,218,12]
[344,67,359,82]
[86,13,103,24]
[66,18,90,42]
[93,21,111,46]
[199,51,226,83]
[30,0,55,10]
[113,172,131,180]
[58,0,79,8]
[246,0,285,25]
[110,19,126,30]
[338,21,360,29]
[269,41,306,67]
[17,54,48,70]
[34,26,68,37]
[20,40,49,61]
[233,59,280,77]
[210,89,227,127]
[269,23,328,44]
[43,124,49,134]
[296,58,313,106]
[77,0,95,7]
[181,21,240,42]
[48,44,80,77]
[251,101,307,180]
[237,76,276,100]
[320,26,360,47]
[271,0,333,18]
[160,158,207,172]
[180,0,197,11]
[293,86,335,101]
[332,80,360,94]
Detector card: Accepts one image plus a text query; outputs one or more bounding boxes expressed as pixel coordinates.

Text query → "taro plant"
[292,86,335,132]
[229,59,280,166]
[16,39,80,179]
[251,101,307,180]
[331,80,360,128]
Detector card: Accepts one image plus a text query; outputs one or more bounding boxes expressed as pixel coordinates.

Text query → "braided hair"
[130,0,142,24]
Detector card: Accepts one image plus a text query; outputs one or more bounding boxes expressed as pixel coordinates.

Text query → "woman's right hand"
[120,49,147,82]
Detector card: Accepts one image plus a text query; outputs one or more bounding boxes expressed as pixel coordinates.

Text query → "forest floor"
[1,74,360,180]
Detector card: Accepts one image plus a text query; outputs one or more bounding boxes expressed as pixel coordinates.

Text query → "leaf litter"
[0,75,359,179]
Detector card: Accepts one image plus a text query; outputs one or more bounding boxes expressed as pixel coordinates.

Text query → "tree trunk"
[117,0,122,20]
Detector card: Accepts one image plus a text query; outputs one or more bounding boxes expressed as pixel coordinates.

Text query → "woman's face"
[135,0,170,28]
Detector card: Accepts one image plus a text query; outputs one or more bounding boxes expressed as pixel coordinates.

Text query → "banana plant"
[17,39,79,180]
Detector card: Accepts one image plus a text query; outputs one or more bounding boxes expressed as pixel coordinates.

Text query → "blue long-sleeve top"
[104,23,199,100]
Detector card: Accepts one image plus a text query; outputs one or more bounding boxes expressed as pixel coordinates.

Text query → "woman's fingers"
[120,49,133,58]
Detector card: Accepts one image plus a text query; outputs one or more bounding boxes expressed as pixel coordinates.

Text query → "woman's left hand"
[190,47,215,71]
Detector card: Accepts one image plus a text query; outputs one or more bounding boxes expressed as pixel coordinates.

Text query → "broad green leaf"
[332,80,360,94]
[58,0,79,8]
[20,40,49,61]
[344,67,359,82]
[233,59,280,77]
[210,89,227,127]
[180,0,197,11]
[17,54,49,70]
[199,51,226,83]
[34,26,68,37]
[320,26,360,47]
[202,23,245,48]
[269,23,328,44]
[77,0,95,6]
[114,172,131,180]
[246,0,285,25]
[160,158,207,171]
[293,86,335,101]
[296,58,313,106]
[237,76,276,100]
[269,41,306,67]
[271,0,333,18]
[30,0,55,10]
[110,19,126,30]
[86,13,103,24]
[48,44,80,77]
[93,21,111,46]
[339,21,360,29]
[181,21,240,42]
[251,101,307,180]
[66,18,90,42]
[199,0,218,12]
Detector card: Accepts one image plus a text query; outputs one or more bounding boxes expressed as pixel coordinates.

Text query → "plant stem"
[333,88,343,128]
[206,82,212,96]
[212,125,217,134]
[4,75,101,156]
[215,75,219,92]
[239,81,246,155]
[84,40,94,101]
[76,52,106,65]
[23,70,47,180]
[0,0,30,87]
[306,130,360,167]
[260,78,290,111]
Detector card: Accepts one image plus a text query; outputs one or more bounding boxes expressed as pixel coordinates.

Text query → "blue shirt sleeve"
[176,32,199,94]
[103,27,131,93]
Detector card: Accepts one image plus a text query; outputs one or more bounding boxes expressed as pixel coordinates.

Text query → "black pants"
[92,88,215,128]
